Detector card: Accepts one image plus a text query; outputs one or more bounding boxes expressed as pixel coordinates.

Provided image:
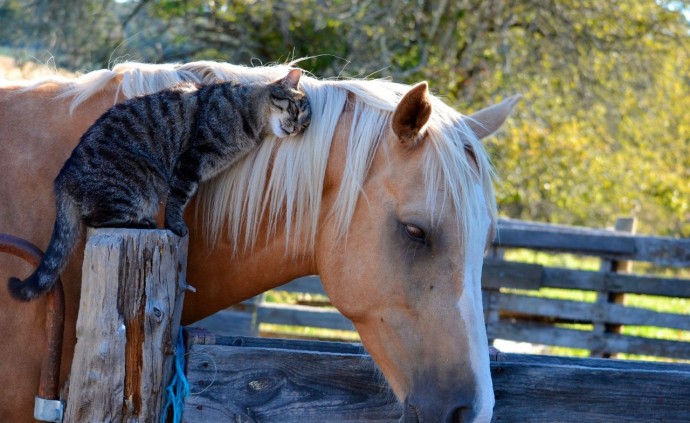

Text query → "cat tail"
[8,193,81,301]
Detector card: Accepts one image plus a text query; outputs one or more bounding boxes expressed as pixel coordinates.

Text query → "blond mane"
[49,61,496,256]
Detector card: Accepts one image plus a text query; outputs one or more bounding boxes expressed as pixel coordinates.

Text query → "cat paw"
[143,218,158,229]
[165,221,189,237]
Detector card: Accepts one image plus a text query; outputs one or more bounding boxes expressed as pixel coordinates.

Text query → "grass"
[504,249,602,271]
[260,290,361,341]
[259,323,360,342]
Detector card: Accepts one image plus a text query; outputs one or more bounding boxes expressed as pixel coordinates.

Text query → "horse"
[0,61,519,422]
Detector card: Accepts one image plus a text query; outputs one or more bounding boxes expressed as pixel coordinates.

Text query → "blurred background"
[1,0,688,237]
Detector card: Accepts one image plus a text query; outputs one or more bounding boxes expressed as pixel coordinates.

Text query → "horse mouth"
[400,400,468,423]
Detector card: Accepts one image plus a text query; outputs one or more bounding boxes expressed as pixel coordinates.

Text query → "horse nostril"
[451,406,464,423]
[448,407,469,423]
[402,397,479,423]
[450,405,479,423]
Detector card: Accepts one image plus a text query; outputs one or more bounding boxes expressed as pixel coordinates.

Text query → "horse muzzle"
[400,392,483,423]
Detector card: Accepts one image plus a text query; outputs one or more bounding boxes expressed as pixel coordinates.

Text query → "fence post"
[64,228,188,422]
[483,246,505,346]
[591,217,636,358]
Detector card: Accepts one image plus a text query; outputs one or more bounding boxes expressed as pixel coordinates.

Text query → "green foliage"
[1,0,688,236]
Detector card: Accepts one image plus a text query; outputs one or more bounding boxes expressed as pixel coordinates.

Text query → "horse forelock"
[17,60,496,256]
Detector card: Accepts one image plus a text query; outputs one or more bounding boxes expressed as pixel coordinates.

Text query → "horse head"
[317,83,519,422]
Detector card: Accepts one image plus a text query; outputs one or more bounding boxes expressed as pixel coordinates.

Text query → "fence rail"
[182,329,690,422]
[496,218,690,266]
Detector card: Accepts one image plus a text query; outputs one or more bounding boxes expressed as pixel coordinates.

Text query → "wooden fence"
[182,329,690,422]
[58,223,690,422]
[486,217,690,359]
[194,217,690,360]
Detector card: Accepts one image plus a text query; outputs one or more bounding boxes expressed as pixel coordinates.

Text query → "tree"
[2,0,688,236]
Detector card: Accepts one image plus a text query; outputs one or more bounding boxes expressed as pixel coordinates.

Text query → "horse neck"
[182,198,319,324]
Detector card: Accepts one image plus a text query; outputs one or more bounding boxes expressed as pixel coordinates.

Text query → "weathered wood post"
[591,217,636,358]
[64,228,189,422]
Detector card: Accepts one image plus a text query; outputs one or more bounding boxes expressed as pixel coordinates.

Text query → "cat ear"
[282,68,302,90]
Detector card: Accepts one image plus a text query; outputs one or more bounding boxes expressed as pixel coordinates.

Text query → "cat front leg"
[165,181,196,237]
[165,160,200,237]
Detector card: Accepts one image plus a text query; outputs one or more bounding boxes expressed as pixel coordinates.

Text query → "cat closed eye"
[271,99,289,111]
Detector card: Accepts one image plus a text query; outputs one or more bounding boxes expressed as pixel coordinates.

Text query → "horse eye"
[404,224,426,243]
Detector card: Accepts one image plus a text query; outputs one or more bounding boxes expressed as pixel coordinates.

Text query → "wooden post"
[483,246,505,346]
[591,217,636,358]
[64,228,188,422]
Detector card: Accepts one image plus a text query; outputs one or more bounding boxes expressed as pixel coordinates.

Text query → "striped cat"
[8,68,310,301]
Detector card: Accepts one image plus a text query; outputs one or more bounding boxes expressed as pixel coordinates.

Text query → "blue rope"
[161,328,190,423]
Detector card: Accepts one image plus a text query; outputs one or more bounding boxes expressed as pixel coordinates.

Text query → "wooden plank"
[494,224,635,255]
[605,302,690,331]
[187,328,509,362]
[494,227,634,257]
[603,333,690,359]
[482,259,543,289]
[498,218,618,235]
[183,340,690,422]
[215,336,365,355]
[502,352,690,372]
[603,271,690,297]
[491,321,690,359]
[186,328,689,372]
[635,236,690,268]
[186,329,688,372]
[497,294,593,323]
[184,345,399,422]
[494,219,690,266]
[540,267,690,298]
[256,302,356,331]
[491,359,690,422]
[64,229,188,422]
[497,293,690,330]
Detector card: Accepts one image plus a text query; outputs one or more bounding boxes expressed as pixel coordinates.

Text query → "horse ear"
[392,81,432,145]
[282,68,302,90]
[465,95,521,139]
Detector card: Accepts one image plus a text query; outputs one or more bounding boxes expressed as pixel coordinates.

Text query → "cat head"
[268,69,311,138]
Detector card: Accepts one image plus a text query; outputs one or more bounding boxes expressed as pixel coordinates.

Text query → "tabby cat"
[8,68,311,301]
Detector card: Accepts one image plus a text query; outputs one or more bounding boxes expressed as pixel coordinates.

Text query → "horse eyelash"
[401,222,429,246]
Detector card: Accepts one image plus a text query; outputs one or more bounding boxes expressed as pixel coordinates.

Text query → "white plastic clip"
[34,396,63,422]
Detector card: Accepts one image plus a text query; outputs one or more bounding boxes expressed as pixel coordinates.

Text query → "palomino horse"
[0,61,518,422]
